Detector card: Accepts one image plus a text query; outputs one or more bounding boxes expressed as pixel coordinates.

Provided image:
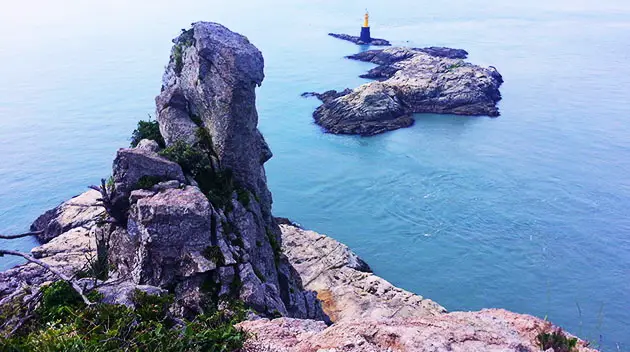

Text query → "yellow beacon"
[359,10,372,43]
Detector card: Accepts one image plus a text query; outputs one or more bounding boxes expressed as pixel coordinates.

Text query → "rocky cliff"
[306,47,504,136]
[0,22,595,352]
[239,223,596,352]
[1,22,325,322]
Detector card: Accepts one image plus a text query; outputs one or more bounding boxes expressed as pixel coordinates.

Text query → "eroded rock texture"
[307,47,503,136]
[239,310,596,352]
[280,224,445,322]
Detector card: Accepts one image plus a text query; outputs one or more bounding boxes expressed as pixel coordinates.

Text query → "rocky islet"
[305,46,504,136]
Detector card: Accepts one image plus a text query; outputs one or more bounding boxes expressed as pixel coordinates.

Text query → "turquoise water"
[1,0,629,349]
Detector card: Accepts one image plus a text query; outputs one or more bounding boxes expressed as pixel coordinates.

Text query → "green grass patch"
[537,328,578,352]
[266,228,282,266]
[1,281,247,352]
[135,175,165,190]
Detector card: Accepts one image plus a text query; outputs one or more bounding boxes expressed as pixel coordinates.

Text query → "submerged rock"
[306,46,503,136]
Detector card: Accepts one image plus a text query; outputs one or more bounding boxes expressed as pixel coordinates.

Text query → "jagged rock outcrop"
[113,21,324,319]
[157,22,271,213]
[329,33,391,46]
[0,192,99,309]
[280,224,445,322]
[306,47,503,136]
[112,147,186,199]
[236,223,596,351]
[0,21,325,323]
[30,190,104,243]
[239,310,597,352]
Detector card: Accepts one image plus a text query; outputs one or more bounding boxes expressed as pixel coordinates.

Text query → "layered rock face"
[0,191,101,305]
[280,224,445,322]
[239,310,596,352]
[308,47,504,136]
[238,223,596,352]
[109,22,325,319]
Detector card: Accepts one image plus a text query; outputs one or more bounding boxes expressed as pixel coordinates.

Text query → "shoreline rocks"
[239,309,596,352]
[329,33,391,46]
[306,46,504,136]
[280,224,446,322]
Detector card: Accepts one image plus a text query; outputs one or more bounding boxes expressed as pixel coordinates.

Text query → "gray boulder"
[97,281,168,307]
[112,147,186,199]
[124,186,215,287]
[135,139,161,152]
[30,189,104,243]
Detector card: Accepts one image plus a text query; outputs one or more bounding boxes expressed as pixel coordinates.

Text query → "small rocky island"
[328,11,391,46]
[328,33,391,46]
[305,46,504,136]
[0,22,593,352]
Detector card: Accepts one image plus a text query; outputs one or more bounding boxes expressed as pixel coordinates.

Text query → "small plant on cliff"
[266,228,282,266]
[130,117,165,148]
[135,175,165,190]
[536,327,579,352]
[172,29,195,75]
[159,140,236,210]
[202,245,225,266]
[236,187,250,207]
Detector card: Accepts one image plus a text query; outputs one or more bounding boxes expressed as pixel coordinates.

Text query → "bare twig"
[0,249,93,306]
[0,230,43,240]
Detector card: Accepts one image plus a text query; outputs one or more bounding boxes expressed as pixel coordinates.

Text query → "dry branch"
[0,249,93,305]
[0,230,43,240]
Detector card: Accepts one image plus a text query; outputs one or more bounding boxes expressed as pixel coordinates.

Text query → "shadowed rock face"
[307,47,503,136]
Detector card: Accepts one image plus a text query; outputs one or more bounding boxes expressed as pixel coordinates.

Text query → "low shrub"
[537,328,578,352]
[130,119,165,148]
[159,141,235,210]
[135,175,165,190]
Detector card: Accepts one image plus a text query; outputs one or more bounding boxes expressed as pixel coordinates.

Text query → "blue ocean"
[1,0,628,349]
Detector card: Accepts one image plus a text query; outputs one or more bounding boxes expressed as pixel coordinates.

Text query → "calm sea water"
[1,0,629,349]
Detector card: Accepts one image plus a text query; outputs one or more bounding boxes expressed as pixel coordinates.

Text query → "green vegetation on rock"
[266,228,282,265]
[537,328,578,352]
[130,119,165,148]
[202,245,225,266]
[1,281,247,352]
[159,140,235,211]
